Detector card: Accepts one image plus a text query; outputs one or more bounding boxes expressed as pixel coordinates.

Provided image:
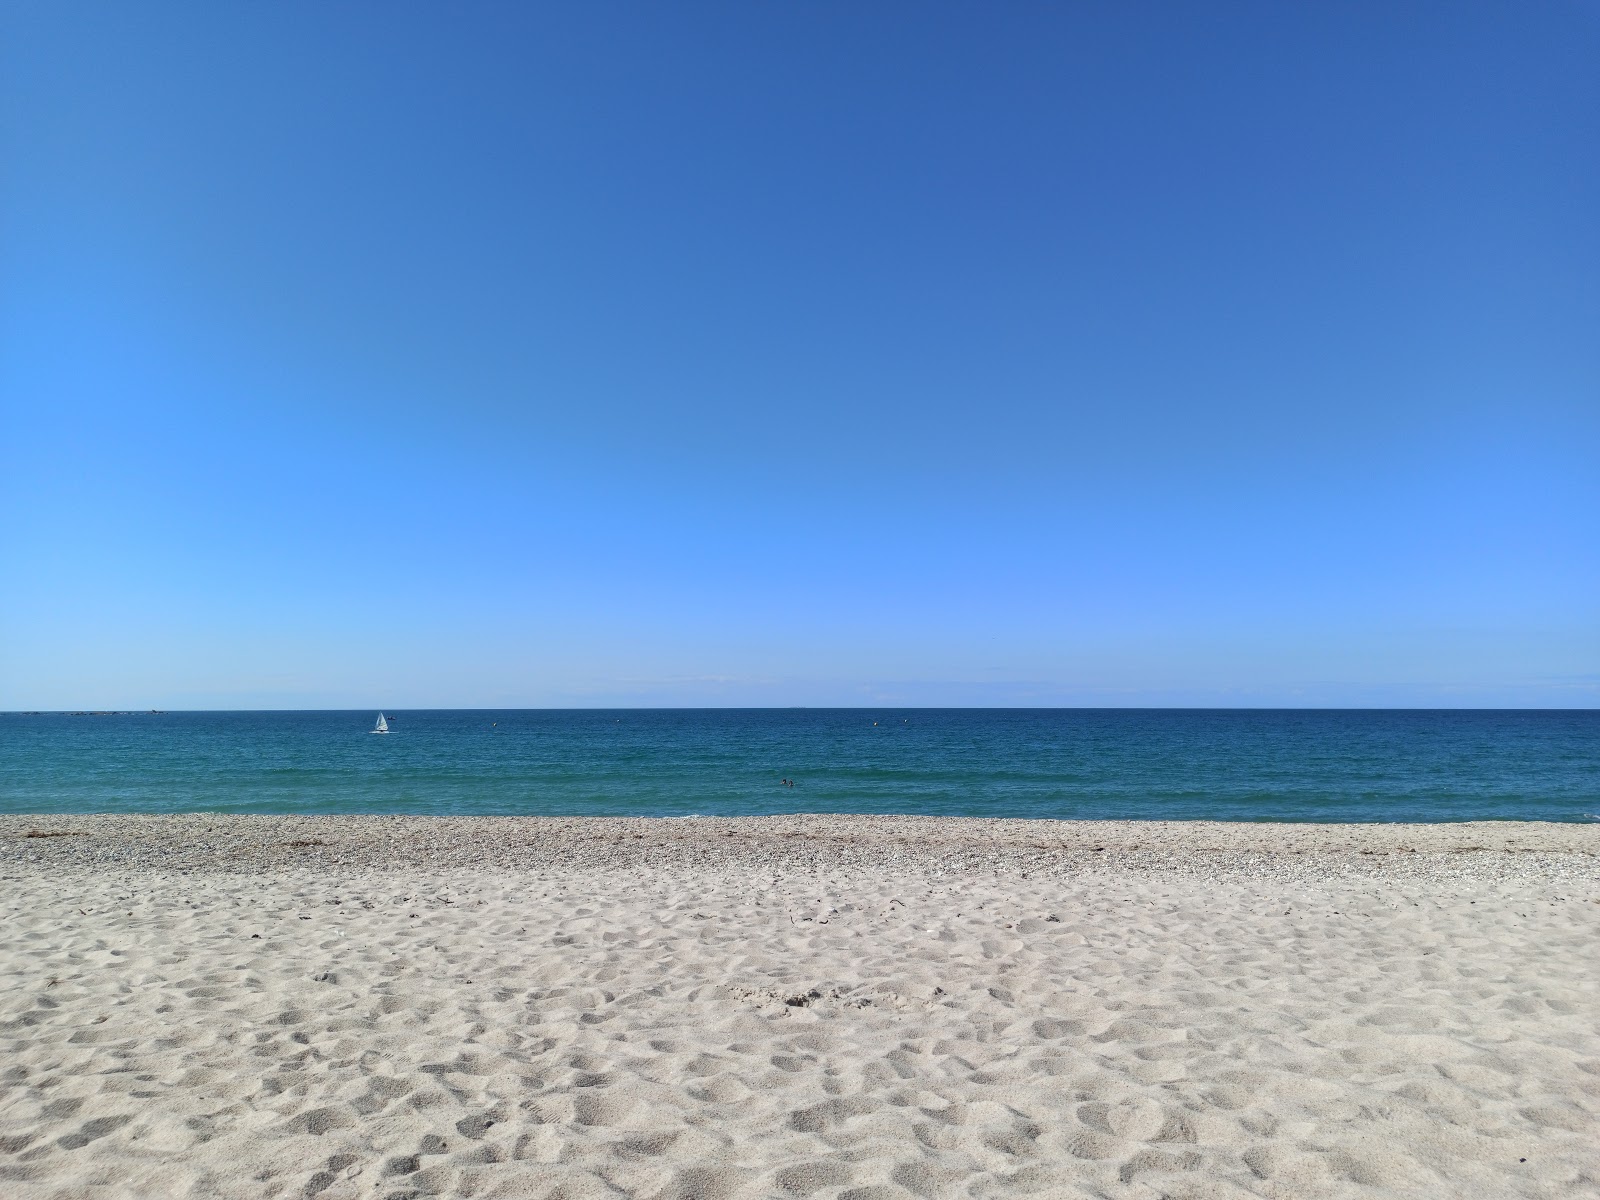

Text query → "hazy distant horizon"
[7,696,1597,714]
[7,706,1598,713]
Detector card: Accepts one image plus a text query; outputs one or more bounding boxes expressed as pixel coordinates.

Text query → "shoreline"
[4,813,1597,884]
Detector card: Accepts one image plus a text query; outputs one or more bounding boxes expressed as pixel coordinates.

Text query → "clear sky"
[2,3,1596,709]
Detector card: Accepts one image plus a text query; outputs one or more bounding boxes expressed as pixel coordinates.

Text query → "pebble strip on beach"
[4,813,1596,888]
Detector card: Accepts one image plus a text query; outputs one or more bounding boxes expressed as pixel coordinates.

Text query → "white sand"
[1,816,1596,1198]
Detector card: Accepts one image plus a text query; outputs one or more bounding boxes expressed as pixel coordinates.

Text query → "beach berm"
[1,815,1596,1198]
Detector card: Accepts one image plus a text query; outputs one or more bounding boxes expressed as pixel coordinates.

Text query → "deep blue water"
[1,710,1596,822]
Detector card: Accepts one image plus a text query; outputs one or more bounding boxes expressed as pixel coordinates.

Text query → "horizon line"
[6,706,1596,715]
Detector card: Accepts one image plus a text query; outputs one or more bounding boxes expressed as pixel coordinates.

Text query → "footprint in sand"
[56,1114,132,1150]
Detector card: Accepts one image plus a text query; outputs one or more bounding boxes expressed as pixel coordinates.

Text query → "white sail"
[372,713,389,734]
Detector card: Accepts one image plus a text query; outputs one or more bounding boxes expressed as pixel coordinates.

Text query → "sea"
[2,709,1596,823]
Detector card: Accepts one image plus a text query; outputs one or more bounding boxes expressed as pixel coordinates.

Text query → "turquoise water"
[1,709,1596,822]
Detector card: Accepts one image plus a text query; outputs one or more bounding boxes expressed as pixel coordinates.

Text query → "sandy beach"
[1,815,1596,1198]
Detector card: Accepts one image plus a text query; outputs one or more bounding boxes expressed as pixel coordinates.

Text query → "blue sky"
[2,3,1596,708]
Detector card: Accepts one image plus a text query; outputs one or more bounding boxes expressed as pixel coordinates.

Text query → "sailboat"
[370,713,389,735]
